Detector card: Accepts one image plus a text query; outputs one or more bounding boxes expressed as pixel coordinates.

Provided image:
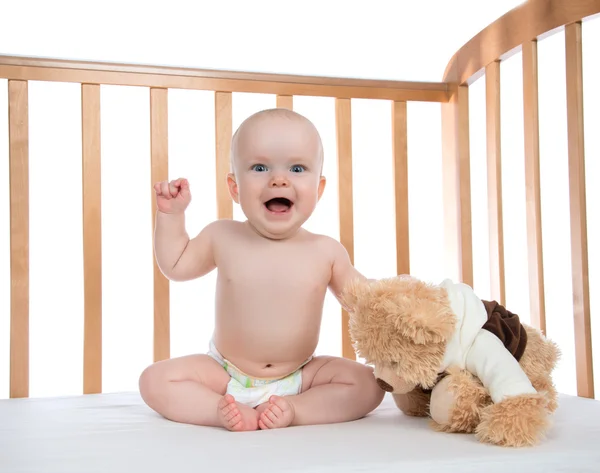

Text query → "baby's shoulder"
[300,230,345,255]
[202,219,245,241]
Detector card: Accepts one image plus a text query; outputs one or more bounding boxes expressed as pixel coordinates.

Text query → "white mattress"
[1,391,599,472]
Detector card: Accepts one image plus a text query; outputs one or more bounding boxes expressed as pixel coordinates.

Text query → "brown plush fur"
[342,277,456,389]
[342,276,560,447]
[475,393,550,447]
[436,328,560,437]
[518,325,561,413]
[430,367,490,434]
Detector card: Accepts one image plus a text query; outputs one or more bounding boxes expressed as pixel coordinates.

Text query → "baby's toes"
[228,414,243,429]
[225,406,240,422]
[266,403,284,419]
[259,409,276,428]
[222,406,244,430]
[218,394,235,410]
[219,401,236,417]
[264,407,280,423]
[269,395,290,412]
[258,418,269,430]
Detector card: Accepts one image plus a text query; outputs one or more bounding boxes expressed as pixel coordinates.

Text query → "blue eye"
[252,164,268,172]
[290,165,305,173]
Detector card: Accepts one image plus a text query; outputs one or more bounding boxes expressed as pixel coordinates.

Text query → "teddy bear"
[341,274,560,447]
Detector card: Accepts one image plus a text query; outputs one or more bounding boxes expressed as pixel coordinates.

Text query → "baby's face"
[228,115,325,239]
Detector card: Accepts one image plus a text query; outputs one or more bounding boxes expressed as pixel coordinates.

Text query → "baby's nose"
[270,176,289,187]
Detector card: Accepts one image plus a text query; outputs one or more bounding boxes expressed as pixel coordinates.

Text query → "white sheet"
[1,391,599,472]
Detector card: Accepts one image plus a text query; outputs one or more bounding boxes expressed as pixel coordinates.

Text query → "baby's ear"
[226,173,239,203]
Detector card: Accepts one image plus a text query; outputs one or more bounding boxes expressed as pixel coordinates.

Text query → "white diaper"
[207,339,311,408]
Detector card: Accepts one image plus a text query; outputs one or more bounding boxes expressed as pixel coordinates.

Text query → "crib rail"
[0,56,449,103]
[2,0,599,401]
[441,0,600,399]
[1,56,444,398]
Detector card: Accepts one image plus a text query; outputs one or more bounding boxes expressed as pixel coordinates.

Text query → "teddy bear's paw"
[475,393,550,447]
[544,388,559,414]
[429,370,490,433]
[531,378,559,414]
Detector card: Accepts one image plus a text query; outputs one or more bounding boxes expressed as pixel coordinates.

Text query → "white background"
[0,0,598,400]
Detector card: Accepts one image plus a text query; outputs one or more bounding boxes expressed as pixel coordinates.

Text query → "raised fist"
[153,178,191,214]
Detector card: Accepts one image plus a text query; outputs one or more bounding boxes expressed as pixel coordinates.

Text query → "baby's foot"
[217,394,258,431]
[258,395,295,429]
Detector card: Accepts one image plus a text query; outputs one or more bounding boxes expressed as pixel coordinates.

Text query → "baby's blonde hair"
[229,108,324,174]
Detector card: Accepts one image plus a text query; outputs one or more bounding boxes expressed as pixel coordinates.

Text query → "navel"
[265,363,272,368]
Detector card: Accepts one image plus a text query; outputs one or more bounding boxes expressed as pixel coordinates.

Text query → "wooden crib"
[1,1,600,471]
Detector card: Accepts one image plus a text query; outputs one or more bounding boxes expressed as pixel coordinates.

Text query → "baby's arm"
[152,178,222,282]
[154,213,220,282]
[326,238,368,311]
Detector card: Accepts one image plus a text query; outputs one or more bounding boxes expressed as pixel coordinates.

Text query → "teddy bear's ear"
[372,277,456,345]
[392,295,456,345]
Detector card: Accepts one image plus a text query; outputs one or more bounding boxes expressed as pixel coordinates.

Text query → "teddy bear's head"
[341,275,457,393]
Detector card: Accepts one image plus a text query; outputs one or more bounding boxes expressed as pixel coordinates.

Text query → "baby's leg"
[257,356,384,428]
[139,354,258,431]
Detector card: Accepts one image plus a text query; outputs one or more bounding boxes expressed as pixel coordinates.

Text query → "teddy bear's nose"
[376,378,394,392]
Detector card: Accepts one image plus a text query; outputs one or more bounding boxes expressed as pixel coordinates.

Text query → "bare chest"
[217,239,331,292]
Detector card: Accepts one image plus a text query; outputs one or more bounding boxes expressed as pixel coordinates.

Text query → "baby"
[139,108,384,431]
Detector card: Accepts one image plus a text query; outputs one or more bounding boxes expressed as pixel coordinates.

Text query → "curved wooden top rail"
[0,54,449,102]
[443,0,600,85]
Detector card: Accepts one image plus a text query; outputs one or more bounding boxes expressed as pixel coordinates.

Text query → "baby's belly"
[212,298,325,379]
[213,321,320,379]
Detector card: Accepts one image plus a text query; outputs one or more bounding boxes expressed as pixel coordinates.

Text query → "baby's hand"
[154,178,191,214]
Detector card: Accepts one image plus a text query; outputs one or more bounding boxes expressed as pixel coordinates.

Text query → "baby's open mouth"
[264,197,293,213]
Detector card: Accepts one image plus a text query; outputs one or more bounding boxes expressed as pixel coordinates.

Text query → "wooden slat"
[276,95,293,110]
[215,92,233,220]
[485,61,505,304]
[335,98,355,360]
[522,40,546,334]
[565,21,594,399]
[440,85,473,286]
[456,86,473,288]
[392,101,409,275]
[0,59,449,103]
[150,88,170,362]
[82,84,102,393]
[8,79,29,398]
